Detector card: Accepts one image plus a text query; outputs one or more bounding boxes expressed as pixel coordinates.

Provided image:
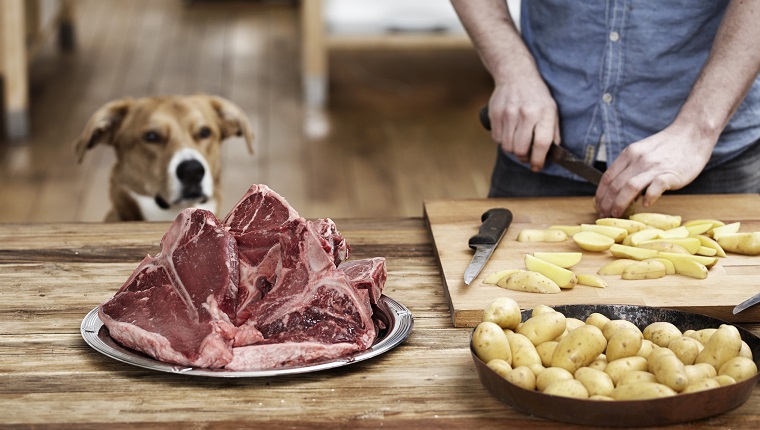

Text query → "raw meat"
[99,184,387,371]
[98,209,255,368]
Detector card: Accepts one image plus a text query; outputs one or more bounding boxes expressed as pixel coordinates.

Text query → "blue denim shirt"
[518,0,760,180]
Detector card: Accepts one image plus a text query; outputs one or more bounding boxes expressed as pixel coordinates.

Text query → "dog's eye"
[198,126,212,139]
[143,131,162,143]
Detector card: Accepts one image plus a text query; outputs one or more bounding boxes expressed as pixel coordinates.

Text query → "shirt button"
[602,93,613,103]
[609,31,620,42]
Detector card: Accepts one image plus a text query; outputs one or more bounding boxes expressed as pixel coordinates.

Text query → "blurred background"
[0,0,500,222]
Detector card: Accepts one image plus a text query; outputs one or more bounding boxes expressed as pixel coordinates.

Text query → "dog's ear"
[73,98,133,163]
[206,96,254,154]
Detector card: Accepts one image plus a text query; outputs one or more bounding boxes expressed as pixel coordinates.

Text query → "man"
[451,1,760,217]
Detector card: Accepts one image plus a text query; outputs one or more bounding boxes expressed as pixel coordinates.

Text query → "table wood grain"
[1,219,758,429]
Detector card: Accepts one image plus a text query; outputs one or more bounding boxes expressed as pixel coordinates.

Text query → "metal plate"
[471,304,760,427]
[82,295,413,377]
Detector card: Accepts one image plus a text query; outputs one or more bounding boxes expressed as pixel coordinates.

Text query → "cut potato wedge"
[597,259,637,276]
[596,218,649,234]
[628,228,664,246]
[532,252,583,268]
[696,246,717,257]
[717,232,760,255]
[573,231,615,252]
[663,257,709,279]
[685,223,713,236]
[711,222,741,239]
[497,270,562,294]
[636,241,691,255]
[648,258,676,275]
[658,226,690,239]
[629,213,682,230]
[524,254,578,289]
[656,252,718,269]
[482,269,523,285]
[696,235,727,258]
[581,224,628,243]
[684,219,726,229]
[549,225,583,236]
[621,260,667,280]
[576,273,608,288]
[518,229,568,242]
[638,237,701,254]
[609,244,659,260]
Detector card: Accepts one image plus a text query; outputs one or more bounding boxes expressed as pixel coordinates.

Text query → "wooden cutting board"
[424,194,760,327]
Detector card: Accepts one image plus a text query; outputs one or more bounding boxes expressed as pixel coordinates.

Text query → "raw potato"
[576,273,608,288]
[649,258,676,275]
[517,311,567,346]
[636,339,656,359]
[668,336,702,366]
[532,251,583,268]
[685,222,714,236]
[486,359,513,378]
[604,356,649,385]
[712,375,737,386]
[611,382,677,400]
[597,259,637,276]
[717,232,760,255]
[688,328,717,345]
[517,229,568,242]
[473,322,512,364]
[524,254,578,289]
[574,367,615,397]
[681,378,720,394]
[573,231,615,252]
[596,218,649,233]
[617,370,657,386]
[482,297,522,330]
[684,363,717,385]
[507,332,543,368]
[585,313,611,331]
[497,270,561,294]
[684,219,725,229]
[505,366,537,390]
[658,226,690,239]
[629,212,682,230]
[606,328,643,362]
[536,341,559,367]
[711,222,741,239]
[536,366,574,392]
[621,259,667,280]
[543,379,589,399]
[602,319,642,341]
[482,269,522,285]
[651,351,689,391]
[636,241,691,255]
[656,253,709,279]
[657,251,717,268]
[643,321,682,347]
[718,356,758,382]
[531,304,556,316]
[695,324,742,369]
[580,224,628,242]
[551,325,607,373]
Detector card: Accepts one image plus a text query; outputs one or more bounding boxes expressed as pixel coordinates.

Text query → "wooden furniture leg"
[1,0,29,140]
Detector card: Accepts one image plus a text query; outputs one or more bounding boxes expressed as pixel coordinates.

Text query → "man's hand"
[488,76,561,172]
[594,124,714,217]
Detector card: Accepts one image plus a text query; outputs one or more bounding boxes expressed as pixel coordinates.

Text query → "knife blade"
[478,106,604,185]
[464,208,513,285]
[733,291,760,314]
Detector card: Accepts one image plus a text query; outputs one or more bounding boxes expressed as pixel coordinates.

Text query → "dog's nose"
[176,159,205,184]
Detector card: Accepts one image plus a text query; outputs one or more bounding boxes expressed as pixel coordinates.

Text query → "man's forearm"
[450,0,536,84]
[675,0,760,143]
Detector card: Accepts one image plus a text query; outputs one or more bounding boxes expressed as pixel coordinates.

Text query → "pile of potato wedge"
[483,212,760,294]
[472,298,758,400]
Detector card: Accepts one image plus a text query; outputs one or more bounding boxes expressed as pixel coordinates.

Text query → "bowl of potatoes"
[470,300,760,427]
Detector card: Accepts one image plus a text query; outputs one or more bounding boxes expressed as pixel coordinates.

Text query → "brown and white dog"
[74,95,253,221]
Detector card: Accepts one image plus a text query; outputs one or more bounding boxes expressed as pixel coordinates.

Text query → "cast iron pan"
[471,304,760,427]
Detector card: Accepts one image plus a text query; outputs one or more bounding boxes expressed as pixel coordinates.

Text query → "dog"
[74,95,253,221]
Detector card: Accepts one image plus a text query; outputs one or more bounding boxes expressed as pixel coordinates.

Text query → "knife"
[733,291,760,314]
[464,208,513,285]
[478,106,604,185]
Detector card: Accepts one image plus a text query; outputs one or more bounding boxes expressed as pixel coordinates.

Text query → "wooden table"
[1,219,759,429]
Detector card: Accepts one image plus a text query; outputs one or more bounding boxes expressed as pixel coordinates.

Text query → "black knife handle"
[469,208,513,248]
[479,106,491,131]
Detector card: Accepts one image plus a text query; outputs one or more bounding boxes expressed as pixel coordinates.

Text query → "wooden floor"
[0,0,494,223]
